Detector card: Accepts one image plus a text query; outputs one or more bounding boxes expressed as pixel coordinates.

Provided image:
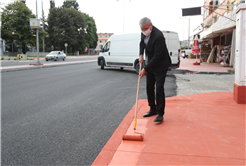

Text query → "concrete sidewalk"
[92,92,245,166]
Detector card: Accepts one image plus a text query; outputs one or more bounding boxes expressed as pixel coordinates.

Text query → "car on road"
[181,49,192,59]
[45,51,66,61]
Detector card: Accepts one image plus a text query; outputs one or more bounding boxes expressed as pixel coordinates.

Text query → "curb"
[169,69,232,75]
[1,60,97,73]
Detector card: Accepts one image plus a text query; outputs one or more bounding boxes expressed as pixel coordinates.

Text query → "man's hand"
[139,68,146,78]
[139,55,143,64]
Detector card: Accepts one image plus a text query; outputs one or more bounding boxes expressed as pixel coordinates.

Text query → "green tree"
[47,7,86,53]
[50,0,55,9]
[83,14,98,48]
[47,7,98,54]
[1,1,45,54]
[62,0,79,10]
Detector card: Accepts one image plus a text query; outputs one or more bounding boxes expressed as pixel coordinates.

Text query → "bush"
[228,69,235,74]
[181,46,188,50]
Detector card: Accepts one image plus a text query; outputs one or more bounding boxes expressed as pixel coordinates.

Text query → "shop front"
[200,9,236,67]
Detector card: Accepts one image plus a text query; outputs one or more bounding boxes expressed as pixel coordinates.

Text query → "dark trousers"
[146,70,168,116]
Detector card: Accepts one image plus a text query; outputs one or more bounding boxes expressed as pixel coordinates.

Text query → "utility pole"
[123,2,125,34]
[35,0,41,65]
[188,17,190,49]
[42,0,45,52]
[117,0,131,34]
[29,0,42,65]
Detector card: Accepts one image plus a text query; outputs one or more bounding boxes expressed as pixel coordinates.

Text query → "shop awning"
[200,10,236,40]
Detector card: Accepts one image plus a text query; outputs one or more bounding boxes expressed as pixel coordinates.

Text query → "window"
[213,15,218,23]
[99,35,102,38]
[105,35,108,38]
[204,9,209,18]
[214,0,219,6]
[232,0,238,11]
[103,42,111,52]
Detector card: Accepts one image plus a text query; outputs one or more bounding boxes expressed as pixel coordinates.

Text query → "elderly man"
[139,17,171,122]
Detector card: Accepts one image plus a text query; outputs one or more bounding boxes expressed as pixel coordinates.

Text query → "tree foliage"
[62,0,79,10]
[1,1,45,54]
[50,0,55,9]
[47,7,98,54]
[84,14,98,48]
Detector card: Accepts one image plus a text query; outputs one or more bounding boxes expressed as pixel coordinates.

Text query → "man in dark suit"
[139,17,171,122]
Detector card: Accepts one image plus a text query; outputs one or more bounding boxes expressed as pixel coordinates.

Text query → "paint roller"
[122,63,144,141]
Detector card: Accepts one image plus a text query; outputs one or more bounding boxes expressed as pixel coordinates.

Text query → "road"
[1,62,177,165]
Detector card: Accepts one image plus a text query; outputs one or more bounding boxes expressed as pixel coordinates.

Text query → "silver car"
[181,49,192,59]
[45,51,66,61]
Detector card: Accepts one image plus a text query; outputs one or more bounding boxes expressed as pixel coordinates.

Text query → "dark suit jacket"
[139,26,171,73]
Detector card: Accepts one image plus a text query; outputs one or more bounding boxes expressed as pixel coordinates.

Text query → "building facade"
[96,33,114,51]
[199,0,245,66]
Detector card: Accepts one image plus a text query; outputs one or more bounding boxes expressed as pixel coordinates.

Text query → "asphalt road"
[0,56,97,67]
[1,62,177,165]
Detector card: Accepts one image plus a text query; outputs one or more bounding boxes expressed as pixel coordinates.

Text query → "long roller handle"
[134,63,142,130]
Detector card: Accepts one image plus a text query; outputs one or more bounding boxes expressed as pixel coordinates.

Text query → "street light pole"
[188,17,190,49]
[123,2,124,34]
[42,0,45,52]
[117,0,131,34]
[36,0,41,65]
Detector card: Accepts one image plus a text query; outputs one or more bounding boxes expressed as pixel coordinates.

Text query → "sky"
[2,0,204,41]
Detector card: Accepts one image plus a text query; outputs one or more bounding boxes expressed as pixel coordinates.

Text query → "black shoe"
[154,115,163,122]
[143,110,157,117]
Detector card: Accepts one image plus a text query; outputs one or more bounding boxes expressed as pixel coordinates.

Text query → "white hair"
[139,17,152,27]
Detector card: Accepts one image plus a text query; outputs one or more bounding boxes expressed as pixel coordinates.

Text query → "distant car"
[45,51,66,61]
[181,49,192,59]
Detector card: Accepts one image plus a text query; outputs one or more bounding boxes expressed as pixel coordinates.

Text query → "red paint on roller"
[122,134,144,141]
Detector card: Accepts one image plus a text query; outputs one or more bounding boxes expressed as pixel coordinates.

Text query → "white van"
[97,31,181,73]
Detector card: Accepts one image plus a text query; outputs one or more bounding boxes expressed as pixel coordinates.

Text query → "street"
[1,62,177,165]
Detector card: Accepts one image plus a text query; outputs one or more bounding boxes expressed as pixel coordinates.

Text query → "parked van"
[97,31,181,73]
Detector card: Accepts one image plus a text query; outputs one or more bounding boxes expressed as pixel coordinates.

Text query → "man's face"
[140,23,153,33]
